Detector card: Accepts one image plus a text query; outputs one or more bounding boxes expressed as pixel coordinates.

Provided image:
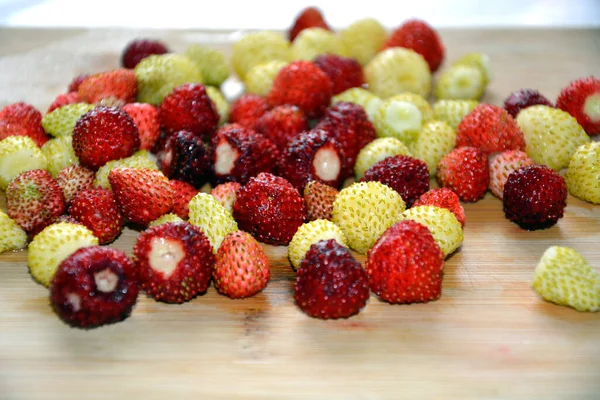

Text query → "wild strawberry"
[244,60,287,97]
[184,44,230,87]
[288,219,347,269]
[390,92,434,122]
[0,136,47,190]
[121,38,169,69]
[339,18,387,66]
[503,89,552,118]
[159,84,219,137]
[432,99,479,130]
[383,19,445,72]
[434,64,486,101]
[78,69,137,104]
[556,76,600,136]
[213,231,270,299]
[437,146,489,202]
[56,165,95,204]
[401,205,463,257]
[362,155,430,207]
[6,170,66,235]
[488,150,535,199]
[457,104,525,154]
[211,123,279,184]
[169,180,198,219]
[50,246,139,328]
[313,54,364,95]
[278,129,346,191]
[233,173,306,245]
[289,6,331,42]
[366,220,444,304]
[205,86,229,125]
[453,52,491,85]
[69,188,124,244]
[303,180,338,221]
[158,130,211,188]
[294,239,369,319]
[292,28,346,61]
[413,188,465,227]
[354,137,412,179]
[134,222,215,303]
[41,136,78,178]
[409,120,456,175]
[93,150,158,190]
[109,167,173,226]
[47,92,82,113]
[41,102,94,138]
[72,106,140,170]
[0,211,27,254]
[228,93,269,129]
[188,193,238,252]
[267,60,333,119]
[231,31,291,81]
[67,74,89,93]
[373,99,423,144]
[149,213,184,227]
[566,142,600,204]
[254,105,308,149]
[332,87,382,122]
[122,103,160,150]
[210,182,241,214]
[0,102,49,147]
[503,164,567,230]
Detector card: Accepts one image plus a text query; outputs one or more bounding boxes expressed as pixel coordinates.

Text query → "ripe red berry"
[314,53,365,95]
[289,7,331,42]
[383,19,445,72]
[556,76,600,136]
[159,84,219,138]
[121,39,169,69]
[69,188,124,244]
[169,180,198,220]
[503,89,552,118]
[413,188,465,227]
[254,105,308,149]
[47,92,81,113]
[0,102,49,147]
[228,94,269,129]
[67,74,89,93]
[437,146,490,202]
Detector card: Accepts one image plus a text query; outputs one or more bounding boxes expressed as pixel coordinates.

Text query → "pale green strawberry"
[401,205,463,257]
[339,18,387,65]
[410,120,457,175]
[288,219,347,269]
[0,210,27,253]
[434,64,486,100]
[566,142,600,204]
[354,137,412,179]
[453,52,491,85]
[291,27,347,60]
[389,92,434,122]
[185,44,230,87]
[149,213,185,227]
[332,87,382,122]
[41,103,94,137]
[244,60,287,96]
[188,193,238,252]
[94,150,157,190]
[206,86,229,125]
[41,136,78,177]
[231,31,291,80]
[432,99,479,130]
[0,136,47,190]
[373,99,422,143]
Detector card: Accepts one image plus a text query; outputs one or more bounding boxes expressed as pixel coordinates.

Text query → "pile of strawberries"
[1,6,600,329]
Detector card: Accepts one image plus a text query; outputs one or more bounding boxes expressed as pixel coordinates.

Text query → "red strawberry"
[213,230,270,299]
[72,106,140,170]
[503,164,567,230]
[383,19,445,72]
[121,38,169,69]
[56,165,95,204]
[134,222,215,303]
[314,54,365,95]
[488,150,535,199]
[289,6,331,42]
[78,69,137,104]
[211,123,279,184]
[67,74,89,93]
[159,83,219,137]
[50,246,139,329]
[122,103,160,150]
[294,239,369,319]
[362,155,430,207]
[253,105,308,149]
[303,180,338,221]
[268,60,333,119]
[556,76,600,136]
[228,94,269,129]
[210,182,241,213]
[0,102,49,147]
[413,188,465,227]
[233,173,306,245]
[503,89,553,118]
[69,188,124,244]
[6,169,66,234]
[367,220,444,304]
[457,104,525,154]
[108,167,173,226]
[437,146,490,202]
[278,129,346,191]
[47,92,82,113]
[158,130,211,188]
[169,180,198,220]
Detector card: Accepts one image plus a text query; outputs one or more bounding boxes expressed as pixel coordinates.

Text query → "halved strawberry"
[556,76,600,136]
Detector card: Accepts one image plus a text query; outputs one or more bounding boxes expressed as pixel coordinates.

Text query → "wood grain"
[1,27,599,400]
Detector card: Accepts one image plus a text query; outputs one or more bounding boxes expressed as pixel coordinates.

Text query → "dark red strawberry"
[503,89,553,118]
[122,103,160,150]
[503,164,567,230]
[158,130,211,188]
[267,60,333,119]
[367,220,444,304]
[253,105,308,149]
[362,155,430,207]
[413,188,465,227]
[121,38,169,69]
[56,165,95,205]
[47,92,82,113]
[211,123,279,184]
[556,76,600,136]
[278,129,346,191]
[108,167,173,226]
[50,246,139,329]
[294,239,369,319]
[228,94,269,129]
[69,188,124,244]
[72,106,140,170]
[457,103,526,154]
[169,180,198,220]
[159,83,219,138]
[437,146,490,203]
[134,222,215,303]
[67,74,89,93]
[289,6,331,42]
[233,173,306,245]
[314,54,364,95]
[78,69,137,104]
[0,102,49,147]
[383,19,445,72]
[303,180,338,221]
[6,169,66,235]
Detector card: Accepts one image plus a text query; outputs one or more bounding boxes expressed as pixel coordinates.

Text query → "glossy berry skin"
[50,246,139,329]
[122,103,160,151]
[69,188,124,244]
[556,76,600,136]
[289,6,331,42]
[78,69,137,105]
[503,89,553,118]
[228,94,269,129]
[121,39,169,69]
[437,146,490,203]
[503,165,567,230]
[159,130,211,188]
[362,155,430,207]
[314,54,365,95]
[169,180,198,220]
[159,84,219,138]
[0,102,49,147]
[254,105,308,149]
[366,220,444,304]
[294,239,369,319]
[413,188,465,227]
[304,180,338,221]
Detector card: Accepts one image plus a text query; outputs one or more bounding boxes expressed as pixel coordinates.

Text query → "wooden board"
[1,27,599,400]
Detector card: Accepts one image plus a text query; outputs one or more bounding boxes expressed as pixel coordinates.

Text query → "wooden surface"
[1,27,600,400]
